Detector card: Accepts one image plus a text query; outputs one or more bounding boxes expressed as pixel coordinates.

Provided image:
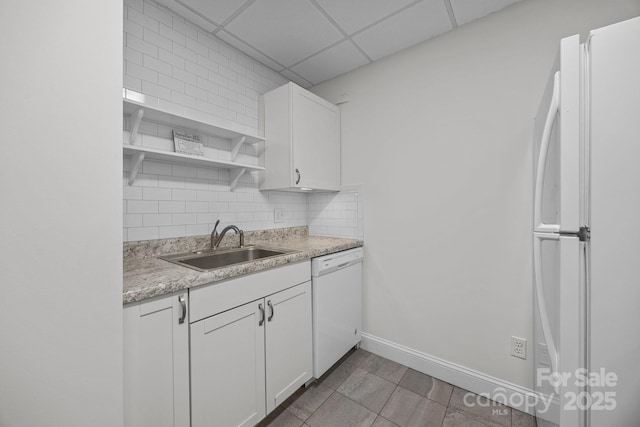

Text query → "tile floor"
[258,348,537,427]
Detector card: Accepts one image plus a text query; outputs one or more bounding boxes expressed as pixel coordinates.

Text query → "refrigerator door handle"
[533,232,560,394]
[534,71,561,233]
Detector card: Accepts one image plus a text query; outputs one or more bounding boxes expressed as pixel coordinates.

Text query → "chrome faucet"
[211,220,244,249]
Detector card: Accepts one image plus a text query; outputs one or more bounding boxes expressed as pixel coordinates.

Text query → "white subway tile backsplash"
[143,213,173,226]
[128,200,159,214]
[123,0,358,242]
[143,0,172,26]
[124,19,144,39]
[196,167,218,180]
[127,61,158,84]
[159,201,185,213]
[185,59,209,79]
[143,54,172,76]
[196,212,216,224]
[127,6,159,31]
[131,173,159,187]
[185,201,209,213]
[158,175,185,189]
[196,54,219,74]
[143,187,172,200]
[127,0,144,13]
[128,226,159,241]
[185,178,210,191]
[124,214,143,228]
[159,22,185,46]
[196,30,220,51]
[218,192,236,202]
[171,90,197,109]
[127,33,159,58]
[171,164,197,178]
[186,37,209,58]
[159,70,186,93]
[185,83,209,101]
[172,213,197,225]
[196,190,216,202]
[209,201,229,212]
[172,41,198,63]
[142,80,171,100]
[143,27,172,52]
[142,160,171,176]
[218,65,237,82]
[124,47,144,65]
[123,186,143,200]
[124,75,143,92]
[308,186,364,240]
[159,225,186,239]
[186,224,209,235]
[171,66,197,85]
[172,189,197,201]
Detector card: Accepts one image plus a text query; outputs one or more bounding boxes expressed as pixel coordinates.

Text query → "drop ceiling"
[154,0,524,87]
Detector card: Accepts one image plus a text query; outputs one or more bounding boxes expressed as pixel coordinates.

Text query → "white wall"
[312,0,640,388]
[0,2,123,426]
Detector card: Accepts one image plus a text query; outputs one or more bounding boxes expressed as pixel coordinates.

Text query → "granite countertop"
[123,227,363,304]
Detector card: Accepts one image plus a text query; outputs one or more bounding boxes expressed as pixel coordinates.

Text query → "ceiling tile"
[291,41,369,85]
[217,31,285,72]
[177,0,250,25]
[352,0,452,61]
[224,0,344,67]
[279,70,313,88]
[313,0,416,35]
[450,0,523,26]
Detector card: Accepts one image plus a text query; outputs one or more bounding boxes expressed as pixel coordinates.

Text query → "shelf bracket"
[128,152,145,185]
[129,108,144,145]
[230,136,246,161]
[229,167,246,192]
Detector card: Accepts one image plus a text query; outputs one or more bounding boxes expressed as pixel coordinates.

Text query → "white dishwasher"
[311,247,363,378]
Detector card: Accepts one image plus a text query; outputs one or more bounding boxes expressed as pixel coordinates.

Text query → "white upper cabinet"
[260,83,341,192]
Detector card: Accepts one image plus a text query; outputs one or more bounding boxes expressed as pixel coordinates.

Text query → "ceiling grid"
[154,0,524,87]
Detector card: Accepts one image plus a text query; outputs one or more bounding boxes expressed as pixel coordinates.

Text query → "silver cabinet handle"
[178,295,186,324]
[267,300,274,321]
[295,168,301,185]
[258,303,265,326]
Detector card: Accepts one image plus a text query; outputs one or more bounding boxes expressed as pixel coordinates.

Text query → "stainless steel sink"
[159,246,296,272]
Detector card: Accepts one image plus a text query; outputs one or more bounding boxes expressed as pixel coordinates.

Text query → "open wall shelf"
[122,90,264,191]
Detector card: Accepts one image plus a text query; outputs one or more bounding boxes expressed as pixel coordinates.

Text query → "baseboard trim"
[360,333,538,415]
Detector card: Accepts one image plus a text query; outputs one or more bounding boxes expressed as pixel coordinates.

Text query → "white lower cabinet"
[189,261,313,427]
[265,282,313,413]
[123,292,190,427]
[191,280,312,427]
[190,300,266,427]
[124,261,313,427]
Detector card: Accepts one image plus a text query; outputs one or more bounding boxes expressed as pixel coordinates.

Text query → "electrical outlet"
[274,208,286,223]
[511,336,527,360]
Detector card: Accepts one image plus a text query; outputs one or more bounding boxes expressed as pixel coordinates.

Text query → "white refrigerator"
[533,16,640,427]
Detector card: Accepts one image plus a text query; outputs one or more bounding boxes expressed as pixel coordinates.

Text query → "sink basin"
[160,246,295,272]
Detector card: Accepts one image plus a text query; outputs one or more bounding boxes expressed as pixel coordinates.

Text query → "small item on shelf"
[173,130,204,156]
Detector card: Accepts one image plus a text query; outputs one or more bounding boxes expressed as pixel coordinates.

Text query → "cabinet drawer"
[189,261,311,323]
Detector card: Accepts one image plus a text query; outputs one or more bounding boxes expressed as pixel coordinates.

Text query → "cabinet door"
[123,293,190,427]
[265,281,313,412]
[292,86,340,191]
[190,300,266,427]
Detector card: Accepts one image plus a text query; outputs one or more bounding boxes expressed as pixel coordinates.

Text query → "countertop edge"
[123,237,363,305]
